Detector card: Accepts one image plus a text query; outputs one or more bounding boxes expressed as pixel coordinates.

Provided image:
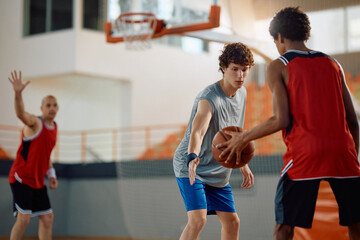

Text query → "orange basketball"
[212,126,255,168]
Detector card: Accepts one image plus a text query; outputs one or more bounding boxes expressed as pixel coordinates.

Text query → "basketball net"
[116,13,157,50]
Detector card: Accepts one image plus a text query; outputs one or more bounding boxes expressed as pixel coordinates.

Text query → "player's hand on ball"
[218,130,248,166]
[188,157,199,186]
[240,164,254,189]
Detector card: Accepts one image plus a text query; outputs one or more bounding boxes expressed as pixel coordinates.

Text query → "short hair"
[269,7,311,41]
[218,42,254,74]
[41,95,57,105]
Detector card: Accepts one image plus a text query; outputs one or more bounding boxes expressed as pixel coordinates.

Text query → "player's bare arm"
[188,99,213,185]
[340,70,359,155]
[240,164,254,189]
[8,70,41,135]
[48,160,58,190]
[218,59,290,163]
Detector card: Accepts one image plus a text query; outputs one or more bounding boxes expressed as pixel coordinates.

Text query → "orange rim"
[118,12,157,24]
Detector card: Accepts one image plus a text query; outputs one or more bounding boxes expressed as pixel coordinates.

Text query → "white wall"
[0,0,225,131]
[75,29,223,127]
[0,1,76,126]
[26,74,129,130]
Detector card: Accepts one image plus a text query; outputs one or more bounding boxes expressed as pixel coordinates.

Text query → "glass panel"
[26,0,47,35]
[347,5,360,52]
[108,0,121,22]
[182,36,208,54]
[83,0,103,30]
[307,9,345,54]
[51,0,73,31]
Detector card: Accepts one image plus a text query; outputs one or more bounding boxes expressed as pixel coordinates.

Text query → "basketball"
[212,126,255,168]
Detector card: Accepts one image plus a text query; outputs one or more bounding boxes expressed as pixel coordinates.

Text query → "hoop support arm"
[104,5,221,43]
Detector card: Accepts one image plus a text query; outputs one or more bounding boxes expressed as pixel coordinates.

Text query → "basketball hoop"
[105,5,221,45]
[116,13,157,50]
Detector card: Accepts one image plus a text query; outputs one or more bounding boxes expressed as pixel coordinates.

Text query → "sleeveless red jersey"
[9,118,57,188]
[279,50,360,180]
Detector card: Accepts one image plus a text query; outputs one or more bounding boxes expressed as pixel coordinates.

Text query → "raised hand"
[8,70,30,93]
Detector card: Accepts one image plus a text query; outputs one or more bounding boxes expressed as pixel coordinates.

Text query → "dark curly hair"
[269,7,311,41]
[218,42,254,74]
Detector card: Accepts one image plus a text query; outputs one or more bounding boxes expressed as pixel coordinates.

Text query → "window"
[83,0,107,31]
[152,35,209,54]
[24,0,47,35]
[254,6,360,57]
[23,0,73,36]
[51,0,73,31]
[347,6,360,52]
[307,9,346,54]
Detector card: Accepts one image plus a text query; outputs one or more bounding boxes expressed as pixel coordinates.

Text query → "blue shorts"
[176,177,236,215]
[275,173,360,228]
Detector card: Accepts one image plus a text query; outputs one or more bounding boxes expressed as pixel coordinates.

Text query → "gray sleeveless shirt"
[173,81,247,188]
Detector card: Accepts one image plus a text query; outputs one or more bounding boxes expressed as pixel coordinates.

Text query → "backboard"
[105,0,220,46]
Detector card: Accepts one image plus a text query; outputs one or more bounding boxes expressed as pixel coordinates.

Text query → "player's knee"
[274,224,294,240]
[348,222,360,240]
[16,213,31,227]
[39,213,54,228]
[188,215,207,230]
[223,215,240,232]
[232,215,240,230]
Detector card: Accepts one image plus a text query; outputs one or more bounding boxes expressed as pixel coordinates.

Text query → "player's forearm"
[188,131,203,155]
[14,92,26,119]
[49,160,54,169]
[243,115,288,143]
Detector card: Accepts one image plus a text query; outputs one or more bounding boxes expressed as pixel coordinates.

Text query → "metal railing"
[0,124,186,163]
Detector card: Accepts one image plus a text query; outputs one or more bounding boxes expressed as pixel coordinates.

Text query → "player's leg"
[10,181,33,240]
[38,212,54,240]
[274,173,320,240]
[348,222,360,240]
[327,177,360,240]
[33,185,53,240]
[216,211,240,240]
[205,184,238,240]
[180,209,207,240]
[176,177,208,240]
[10,212,31,240]
[273,224,294,240]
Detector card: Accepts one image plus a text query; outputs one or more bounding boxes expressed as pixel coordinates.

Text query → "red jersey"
[279,50,360,180]
[9,118,57,188]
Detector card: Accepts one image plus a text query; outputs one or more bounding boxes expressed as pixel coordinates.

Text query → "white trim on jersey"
[14,172,22,183]
[43,121,55,130]
[23,123,43,141]
[279,56,288,66]
[292,175,360,181]
[281,159,293,177]
[285,50,319,55]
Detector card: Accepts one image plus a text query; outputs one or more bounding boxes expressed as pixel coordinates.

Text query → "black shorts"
[275,173,360,228]
[10,181,52,217]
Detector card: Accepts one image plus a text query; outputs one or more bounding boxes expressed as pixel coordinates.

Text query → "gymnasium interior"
[1,0,360,239]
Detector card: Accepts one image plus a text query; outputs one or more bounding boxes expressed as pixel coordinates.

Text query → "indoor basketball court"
[0,0,360,239]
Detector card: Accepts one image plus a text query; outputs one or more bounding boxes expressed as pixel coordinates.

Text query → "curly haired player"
[173,42,255,240]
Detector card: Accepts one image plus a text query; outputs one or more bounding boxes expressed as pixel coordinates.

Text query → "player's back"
[279,50,359,180]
